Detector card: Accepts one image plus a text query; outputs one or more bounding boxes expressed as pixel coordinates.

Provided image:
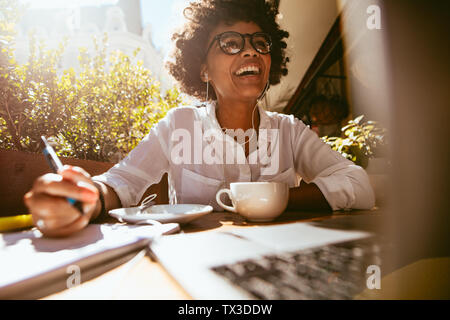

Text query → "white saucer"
[109,204,213,224]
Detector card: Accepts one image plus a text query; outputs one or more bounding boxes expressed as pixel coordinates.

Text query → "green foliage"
[322,115,388,168]
[0,0,26,150]
[0,0,183,162]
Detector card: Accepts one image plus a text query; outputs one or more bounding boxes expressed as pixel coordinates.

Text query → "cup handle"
[216,188,237,213]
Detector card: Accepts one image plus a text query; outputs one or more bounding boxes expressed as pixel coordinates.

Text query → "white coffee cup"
[216,182,289,222]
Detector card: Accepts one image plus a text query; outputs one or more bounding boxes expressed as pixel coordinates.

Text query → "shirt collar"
[258,104,272,130]
[206,101,221,130]
[204,101,276,159]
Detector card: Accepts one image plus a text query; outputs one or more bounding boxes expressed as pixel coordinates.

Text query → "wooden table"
[43,209,380,300]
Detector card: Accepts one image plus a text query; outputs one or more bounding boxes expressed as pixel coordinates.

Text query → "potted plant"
[0,0,182,215]
[321,115,388,168]
[322,115,389,205]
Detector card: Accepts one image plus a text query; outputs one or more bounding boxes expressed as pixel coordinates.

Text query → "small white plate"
[109,204,213,224]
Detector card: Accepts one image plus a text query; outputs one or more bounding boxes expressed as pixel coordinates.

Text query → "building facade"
[14,1,173,91]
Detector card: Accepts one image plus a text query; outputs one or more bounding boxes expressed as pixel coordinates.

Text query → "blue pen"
[41,136,84,214]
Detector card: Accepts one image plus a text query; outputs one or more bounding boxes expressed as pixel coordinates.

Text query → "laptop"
[150,216,387,299]
[150,0,450,300]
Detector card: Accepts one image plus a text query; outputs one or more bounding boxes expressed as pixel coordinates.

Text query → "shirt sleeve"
[92,111,172,208]
[289,116,375,211]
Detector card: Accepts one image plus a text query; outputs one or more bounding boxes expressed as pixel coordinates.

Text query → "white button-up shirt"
[93,103,375,211]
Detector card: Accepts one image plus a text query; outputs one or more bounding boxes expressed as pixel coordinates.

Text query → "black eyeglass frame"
[205,31,272,57]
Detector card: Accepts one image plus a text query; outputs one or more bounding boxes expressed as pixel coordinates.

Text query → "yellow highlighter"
[0,214,34,232]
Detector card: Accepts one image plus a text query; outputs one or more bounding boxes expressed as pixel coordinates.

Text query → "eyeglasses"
[205,31,272,56]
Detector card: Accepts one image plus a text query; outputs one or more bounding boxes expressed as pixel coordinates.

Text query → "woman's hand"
[287,180,332,211]
[24,165,99,237]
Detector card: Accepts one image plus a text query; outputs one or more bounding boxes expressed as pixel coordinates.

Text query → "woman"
[24,0,375,237]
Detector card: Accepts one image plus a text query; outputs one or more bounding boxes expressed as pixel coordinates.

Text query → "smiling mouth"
[235,65,261,77]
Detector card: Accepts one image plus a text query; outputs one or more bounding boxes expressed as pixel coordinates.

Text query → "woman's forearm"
[288,180,332,211]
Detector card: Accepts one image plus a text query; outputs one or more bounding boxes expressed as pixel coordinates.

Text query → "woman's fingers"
[59,165,93,184]
[24,165,99,237]
[60,166,99,203]
[32,172,98,204]
[37,215,90,238]
[25,192,80,225]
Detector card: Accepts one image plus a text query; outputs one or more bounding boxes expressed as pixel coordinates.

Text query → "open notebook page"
[0,223,179,298]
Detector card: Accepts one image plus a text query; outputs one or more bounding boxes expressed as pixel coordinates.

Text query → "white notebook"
[0,223,179,299]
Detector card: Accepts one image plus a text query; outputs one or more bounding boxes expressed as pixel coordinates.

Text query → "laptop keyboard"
[211,237,385,299]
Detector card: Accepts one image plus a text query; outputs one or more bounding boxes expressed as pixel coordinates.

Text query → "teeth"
[235,65,260,76]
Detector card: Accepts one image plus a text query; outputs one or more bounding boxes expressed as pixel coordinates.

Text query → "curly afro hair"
[167,0,289,101]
